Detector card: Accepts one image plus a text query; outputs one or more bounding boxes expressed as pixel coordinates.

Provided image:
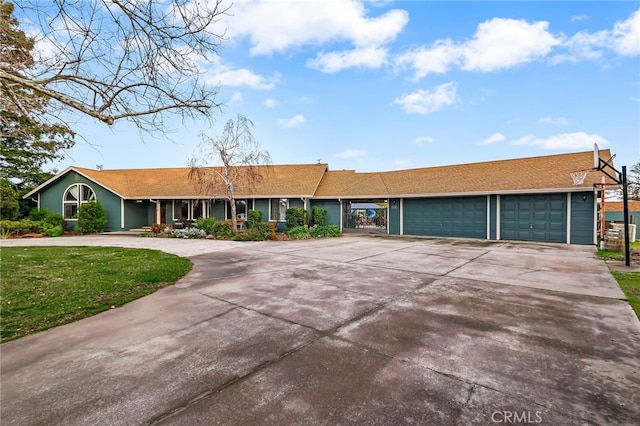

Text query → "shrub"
[150,223,172,236]
[247,210,263,229]
[43,224,64,237]
[231,222,276,241]
[212,221,233,239]
[256,222,276,240]
[311,206,328,227]
[76,201,108,234]
[288,225,311,240]
[285,207,309,229]
[194,217,216,235]
[171,228,207,239]
[311,224,341,238]
[0,219,44,235]
[29,208,65,227]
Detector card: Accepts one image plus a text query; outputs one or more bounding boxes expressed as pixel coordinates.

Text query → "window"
[63,184,96,219]
[270,198,288,221]
[173,200,190,221]
[226,199,247,220]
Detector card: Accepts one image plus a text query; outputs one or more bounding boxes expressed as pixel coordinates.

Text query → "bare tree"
[624,161,640,201]
[189,115,272,232]
[1,0,228,139]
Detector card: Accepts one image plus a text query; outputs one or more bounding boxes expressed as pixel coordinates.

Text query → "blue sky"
[46,1,639,173]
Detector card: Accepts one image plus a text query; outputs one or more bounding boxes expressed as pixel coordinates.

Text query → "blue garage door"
[501,194,567,243]
[404,197,487,238]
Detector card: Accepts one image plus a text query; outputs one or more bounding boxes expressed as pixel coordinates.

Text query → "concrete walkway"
[1,235,639,425]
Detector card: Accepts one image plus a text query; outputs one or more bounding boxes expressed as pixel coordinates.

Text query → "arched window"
[63,184,96,219]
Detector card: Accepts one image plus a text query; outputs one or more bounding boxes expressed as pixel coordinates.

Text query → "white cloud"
[335,148,366,159]
[478,133,506,145]
[538,116,569,125]
[571,15,589,23]
[396,40,459,80]
[229,92,243,103]
[226,0,408,55]
[612,9,640,56]
[277,114,306,128]
[511,132,609,150]
[554,9,639,63]
[203,68,281,90]
[412,136,435,145]
[461,18,561,72]
[398,9,639,80]
[264,98,277,108]
[308,46,388,73]
[392,82,458,115]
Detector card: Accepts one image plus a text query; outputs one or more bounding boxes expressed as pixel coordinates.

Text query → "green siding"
[570,192,594,245]
[404,197,487,238]
[489,195,497,240]
[388,199,401,235]
[501,194,567,243]
[211,200,225,221]
[38,171,123,231]
[124,200,151,230]
[289,198,304,209]
[310,200,341,227]
[254,199,270,222]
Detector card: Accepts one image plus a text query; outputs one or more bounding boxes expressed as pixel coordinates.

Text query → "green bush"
[77,201,108,234]
[311,206,328,227]
[248,210,263,229]
[311,224,341,238]
[212,221,233,239]
[288,225,311,240]
[29,208,65,227]
[42,224,64,237]
[231,222,276,241]
[194,217,216,235]
[256,222,276,240]
[0,219,44,235]
[285,207,309,229]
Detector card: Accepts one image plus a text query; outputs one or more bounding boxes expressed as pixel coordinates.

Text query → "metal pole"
[621,166,631,267]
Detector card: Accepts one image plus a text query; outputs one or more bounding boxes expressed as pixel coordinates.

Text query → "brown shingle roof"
[606,200,640,212]
[314,150,616,198]
[74,164,328,198]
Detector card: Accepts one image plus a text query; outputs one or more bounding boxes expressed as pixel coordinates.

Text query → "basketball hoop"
[570,170,589,185]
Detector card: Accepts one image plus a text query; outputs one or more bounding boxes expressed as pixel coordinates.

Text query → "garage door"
[500,194,566,243]
[404,197,487,238]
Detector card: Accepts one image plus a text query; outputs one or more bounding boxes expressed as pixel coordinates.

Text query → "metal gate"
[342,201,387,233]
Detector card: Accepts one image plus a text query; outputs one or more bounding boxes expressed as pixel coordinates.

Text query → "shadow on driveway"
[1,236,639,425]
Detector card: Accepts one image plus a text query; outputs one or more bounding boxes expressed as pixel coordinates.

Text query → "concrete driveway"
[1,235,639,425]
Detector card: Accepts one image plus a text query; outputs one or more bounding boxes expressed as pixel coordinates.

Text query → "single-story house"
[24,150,617,245]
[604,200,640,239]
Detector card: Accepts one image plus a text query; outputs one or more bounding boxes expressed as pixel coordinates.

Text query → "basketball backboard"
[594,143,600,169]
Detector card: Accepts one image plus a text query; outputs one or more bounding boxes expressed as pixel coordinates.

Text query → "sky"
[38,1,640,174]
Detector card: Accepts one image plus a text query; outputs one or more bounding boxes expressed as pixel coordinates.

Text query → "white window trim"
[269,198,289,222]
[225,199,248,220]
[62,183,96,221]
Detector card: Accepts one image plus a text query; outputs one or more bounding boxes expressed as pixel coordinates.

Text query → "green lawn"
[598,240,640,320]
[612,271,640,319]
[1,246,192,343]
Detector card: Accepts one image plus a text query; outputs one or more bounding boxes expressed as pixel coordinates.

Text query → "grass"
[612,271,640,319]
[598,240,640,261]
[0,246,192,343]
[597,239,640,320]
